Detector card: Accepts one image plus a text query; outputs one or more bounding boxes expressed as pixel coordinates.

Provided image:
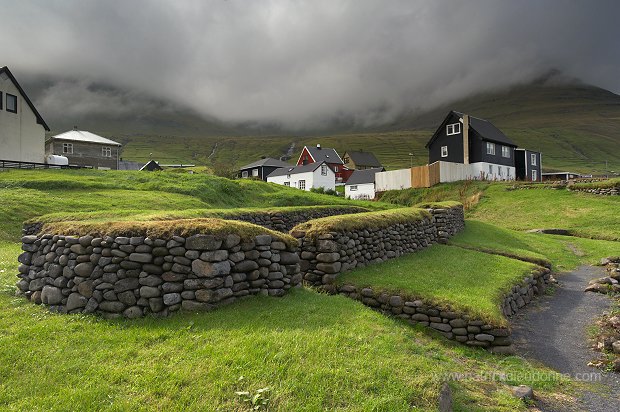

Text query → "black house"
[425,111,519,180]
[514,149,542,182]
[239,157,291,181]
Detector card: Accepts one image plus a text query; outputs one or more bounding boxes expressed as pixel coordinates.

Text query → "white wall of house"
[345,182,375,200]
[268,167,335,191]
[375,168,411,192]
[439,161,515,182]
[0,75,46,163]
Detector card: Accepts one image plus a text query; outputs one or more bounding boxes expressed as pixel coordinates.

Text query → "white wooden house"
[345,167,384,200]
[267,161,335,191]
[0,66,50,163]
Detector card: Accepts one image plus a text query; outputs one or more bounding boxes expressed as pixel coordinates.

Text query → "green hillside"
[44,79,619,174]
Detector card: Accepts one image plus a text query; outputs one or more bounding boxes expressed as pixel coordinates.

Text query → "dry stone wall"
[294,205,465,286]
[22,206,369,237]
[16,230,301,318]
[568,187,619,196]
[330,266,551,353]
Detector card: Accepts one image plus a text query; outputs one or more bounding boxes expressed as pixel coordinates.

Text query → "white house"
[345,167,384,200]
[267,161,335,191]
[0,66,50,163]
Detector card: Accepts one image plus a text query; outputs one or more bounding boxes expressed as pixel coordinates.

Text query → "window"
[283,182,290,187]
[502,146,510,158]
[349,185,358,191]
[531,153,537,166]
[532,170,538,181]
[286,174,291,179]
[441,146,448,157]
[102,146,112,157]
[446,123,461,135]
[334,166,338,172]
[62,143,73,154]
[252,168,259,177]
[486,142,495,155]
[298,180,306,190]
[321,164,328,175]
[241,171,248,178]
[498,166,503,176]
[6,93,17,113]
[488,165,493,175]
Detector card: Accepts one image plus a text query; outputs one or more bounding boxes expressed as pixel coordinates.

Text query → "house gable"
[296,146,316,166]
[426,111,465,164]
[0,66,49,131]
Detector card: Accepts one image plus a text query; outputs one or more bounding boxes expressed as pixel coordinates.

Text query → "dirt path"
[511,266,620,411]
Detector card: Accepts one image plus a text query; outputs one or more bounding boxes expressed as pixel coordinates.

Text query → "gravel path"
[511,265,620,411]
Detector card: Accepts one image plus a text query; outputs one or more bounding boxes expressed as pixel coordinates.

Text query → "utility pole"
[409,152,414,168]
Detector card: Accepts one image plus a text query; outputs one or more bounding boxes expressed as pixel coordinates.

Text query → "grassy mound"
[292,207,432,238]
[570,177,620,190]
[40,218,297,247]
[336,244,536,325]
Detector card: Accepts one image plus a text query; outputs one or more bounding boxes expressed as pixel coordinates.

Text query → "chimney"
[462,115,469,165]
[73,125,78,131]
[316,144,321,150]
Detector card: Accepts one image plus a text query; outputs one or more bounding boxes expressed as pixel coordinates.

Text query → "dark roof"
[140,160,163,171]
[239,157,291,170]
[426,110,516,148]
[304,145,343,164]
[346,167,385,185]
[0,66,50,131]
[267,161,328,178]
[345,151,382,167]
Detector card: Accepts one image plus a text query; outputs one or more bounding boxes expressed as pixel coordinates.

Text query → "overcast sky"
[1,0,619,128]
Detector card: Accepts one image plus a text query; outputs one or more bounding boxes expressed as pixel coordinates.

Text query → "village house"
[515,148,542,182]
[238,157,291,181]
[342,150,382,170]
[297,144,352,183]
[267,161,335,191]
[0,66,50,164]
[344,167,384,200]
[46,129,122,170]
[426,111,519,181]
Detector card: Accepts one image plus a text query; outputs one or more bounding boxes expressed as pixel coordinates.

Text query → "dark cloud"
[1,0,619,128]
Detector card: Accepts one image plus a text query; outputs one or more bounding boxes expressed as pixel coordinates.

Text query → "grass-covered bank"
[336,244,536,325]
[0,242,575,411]
[0,170,387,242]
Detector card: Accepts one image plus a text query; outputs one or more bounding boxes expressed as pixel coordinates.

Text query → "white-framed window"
[283,182,290,186]
[531,153,537,166]
[252,168,259,177]
[102,146,112,157]
[446,123,461,135]
[502,146,510,158]
[532,170,538,181]
[334,166,339,172]
[488,165,493,175]
[486,142,495,155]
[62,143,73,154]
[241,171,248,178]
[299,180,306,190]
[6,93,17,113]
[441,146,448,157]
[349,185,358,191]
[321,164,328,175]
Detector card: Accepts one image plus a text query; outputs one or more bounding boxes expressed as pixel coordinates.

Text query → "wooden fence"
[410,162,440,188]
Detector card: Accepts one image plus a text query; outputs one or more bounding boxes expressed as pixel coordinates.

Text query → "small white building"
[0,66,50,163]
[267,161,335,191]
[345,167,384,200]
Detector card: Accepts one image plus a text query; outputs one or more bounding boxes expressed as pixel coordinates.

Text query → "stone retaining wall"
[294,205,465,286]
[568,187,619,196]
[328,266,551,353]
[22,206,369,236]
[16,231,301,318]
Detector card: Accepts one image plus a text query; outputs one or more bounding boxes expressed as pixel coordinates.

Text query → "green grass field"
[1,169,618,410]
